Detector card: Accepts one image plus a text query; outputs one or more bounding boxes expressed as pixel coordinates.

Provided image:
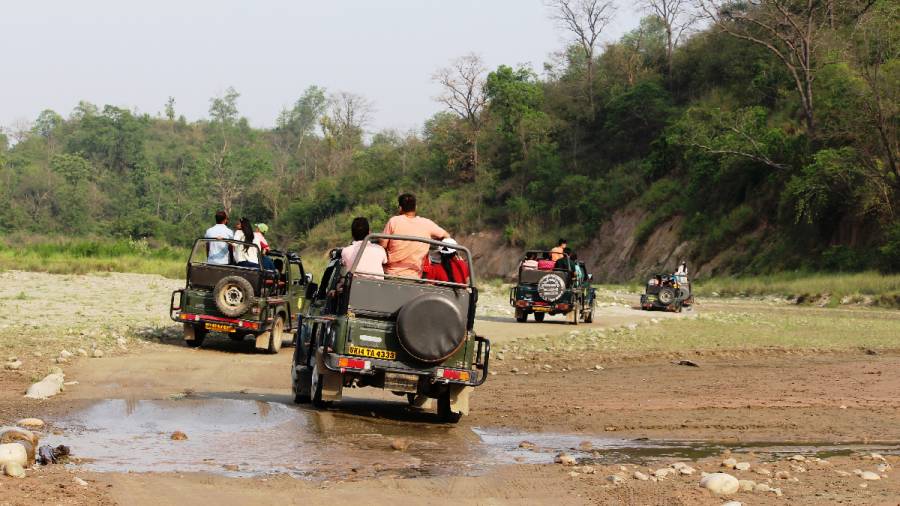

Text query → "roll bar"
[348,233,476,288]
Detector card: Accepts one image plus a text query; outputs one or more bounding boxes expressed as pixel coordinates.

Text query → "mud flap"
[316,350,343,401]
[449,385,472,415]
[183,323,198,341]
[254,331,271,351]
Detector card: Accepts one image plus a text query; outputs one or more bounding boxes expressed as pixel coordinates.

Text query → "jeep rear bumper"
[320,335,491,387]
[170,290,263,332]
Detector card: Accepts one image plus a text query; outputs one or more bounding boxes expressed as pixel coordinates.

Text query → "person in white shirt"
[233,217,262,266]
[204,211,234,265]
[341,217,387,279]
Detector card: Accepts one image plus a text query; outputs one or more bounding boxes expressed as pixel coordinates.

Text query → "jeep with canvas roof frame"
[509,250,596,324]
[291,234,490,423]
[170,238,309,353]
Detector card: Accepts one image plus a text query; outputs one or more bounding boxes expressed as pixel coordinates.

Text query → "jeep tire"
[533,312,546,323]
[183,323,206,348]
[213,276,256,317]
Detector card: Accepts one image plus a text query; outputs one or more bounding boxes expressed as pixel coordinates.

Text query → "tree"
[697,0,831,136]
[433,53,488,176]
[546,0,617,117]
[636,0,696,74]
[165,97,176,121]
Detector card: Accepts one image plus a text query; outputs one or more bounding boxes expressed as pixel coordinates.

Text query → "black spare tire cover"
[213,275,256,317]
[396,293,466,363]
[537,273,566,302]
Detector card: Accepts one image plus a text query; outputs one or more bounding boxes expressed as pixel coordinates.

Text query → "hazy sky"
[2,0,641,134]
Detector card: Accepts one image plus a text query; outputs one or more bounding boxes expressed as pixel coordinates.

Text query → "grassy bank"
[693,271,900,308]
[0,236,186,279]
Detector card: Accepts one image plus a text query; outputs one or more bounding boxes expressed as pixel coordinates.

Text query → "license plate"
[205,323,235,333]
[646,295,657,301]
[347,345,396,360]
[384,372,419,393]
[533,306,551,312]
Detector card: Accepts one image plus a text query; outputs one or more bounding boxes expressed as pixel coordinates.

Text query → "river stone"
[3,462,25,478]
[634,471,650,481]
[74,476,89,486]
[76,348,88,357]
[518,440,536,450]
[700,473,740,495]
[754,483,772,493]
[4,360,22,370]
[679,466,695,475]
[789,455,806,462]
[555,453,577,466]
[16,418,44,430]
[390,438,409,451]
[721,502,742,506]
[59,350,73,359]
[92,349,104,358]
[734,462,751,471]
[722,458,737,469]
[860,471,880,480]
[653,468,671,478]
[738,479,756,492]
[25,372,65,399]
[606,474,624,484]
[876,463,891,473]
[170,431,188,441]
[0,443,28,468]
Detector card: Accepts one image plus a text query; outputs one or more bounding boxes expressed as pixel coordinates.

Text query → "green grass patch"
[0,235,187,278]
[695,271,900,308]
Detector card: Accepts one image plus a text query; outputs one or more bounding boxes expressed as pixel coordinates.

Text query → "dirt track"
[2,271,899,505]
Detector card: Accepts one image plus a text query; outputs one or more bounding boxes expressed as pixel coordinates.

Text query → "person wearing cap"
[253,223,271,255]
[422,238,469,284]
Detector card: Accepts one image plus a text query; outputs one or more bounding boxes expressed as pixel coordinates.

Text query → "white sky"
[1,0,640,134]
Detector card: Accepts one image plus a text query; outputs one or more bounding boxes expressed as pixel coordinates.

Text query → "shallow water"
[46,398,900,479]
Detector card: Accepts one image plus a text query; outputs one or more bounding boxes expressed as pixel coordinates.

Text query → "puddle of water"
[46,398,485,479]
[47,399,900,479]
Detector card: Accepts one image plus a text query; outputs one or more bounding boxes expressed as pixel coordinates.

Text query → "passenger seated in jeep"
[422,238,469,284]
[380,193,449,278]
[521,252,539,270]
[341,217,387,279]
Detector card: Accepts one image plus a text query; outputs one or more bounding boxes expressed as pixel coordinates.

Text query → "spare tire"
[396,294,465,363]
[213,276,256,317]
[537,273,566,302]
[658,287,675,305]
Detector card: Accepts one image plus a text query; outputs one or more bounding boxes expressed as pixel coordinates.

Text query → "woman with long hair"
[234,217,259,267]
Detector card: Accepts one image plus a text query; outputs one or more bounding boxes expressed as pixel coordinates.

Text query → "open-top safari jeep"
[640,273,693,312]
[509,251,596,324]
[170,238,309,353]
[291,234,490,423]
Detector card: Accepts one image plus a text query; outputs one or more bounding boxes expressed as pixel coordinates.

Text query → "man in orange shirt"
[381,193,449,278]
[550,238,567,262]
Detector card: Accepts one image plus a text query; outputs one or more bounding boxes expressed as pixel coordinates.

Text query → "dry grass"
[694,271,900,307]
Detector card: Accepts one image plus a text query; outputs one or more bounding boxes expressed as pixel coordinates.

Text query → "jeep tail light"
[436,368,470,382]
[238,321,259,330]
[556,303,570,312]
[515,300,528,308]
[338,357,371,371]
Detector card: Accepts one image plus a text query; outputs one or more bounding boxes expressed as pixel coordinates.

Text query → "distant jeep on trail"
[509,251,596,324]
[170,238,309,353]
[640,273,693,312]
[291,234,490,423]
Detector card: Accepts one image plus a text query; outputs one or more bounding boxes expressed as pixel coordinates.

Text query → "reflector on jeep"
[436,368,470,382]
[338,357,371,370]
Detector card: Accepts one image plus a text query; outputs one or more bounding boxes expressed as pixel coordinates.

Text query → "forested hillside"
[1,0,897,278]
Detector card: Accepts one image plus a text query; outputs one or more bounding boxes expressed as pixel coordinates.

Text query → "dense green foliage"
[1,1,897,274]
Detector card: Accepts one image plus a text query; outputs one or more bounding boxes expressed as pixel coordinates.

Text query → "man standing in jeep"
[380,193,449,278]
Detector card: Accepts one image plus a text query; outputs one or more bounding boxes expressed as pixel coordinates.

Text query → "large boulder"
[700,473,740,495]
[25,373,65,399]
[0,443,28,468]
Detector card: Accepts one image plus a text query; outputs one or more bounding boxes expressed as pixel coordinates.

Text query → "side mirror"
[305,273,313,284]
[305,282,318,300]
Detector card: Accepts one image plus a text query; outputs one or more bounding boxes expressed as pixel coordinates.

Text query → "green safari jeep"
[291,234,490,423]
[170,238,310,353]
[509,251,596,324]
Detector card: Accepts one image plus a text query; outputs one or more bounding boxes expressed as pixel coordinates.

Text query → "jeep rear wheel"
[267,316,285,354]
[183,323,206,348]
[515,308,527,323]
[437,392,462,424]
[311,360,326,409]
